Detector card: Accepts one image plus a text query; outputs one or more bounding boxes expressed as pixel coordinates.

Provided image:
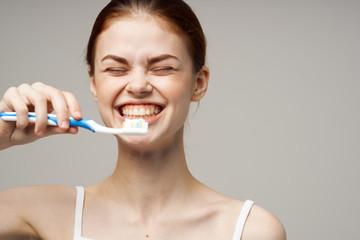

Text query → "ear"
[191,66,210,102]
[88,67,98,102]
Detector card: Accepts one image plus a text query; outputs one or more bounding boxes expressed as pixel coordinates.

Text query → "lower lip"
[117,109,163,124]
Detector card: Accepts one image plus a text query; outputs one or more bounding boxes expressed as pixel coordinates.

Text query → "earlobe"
[90,80,98,102]
[88,68,98,102]
[191,66,210,102]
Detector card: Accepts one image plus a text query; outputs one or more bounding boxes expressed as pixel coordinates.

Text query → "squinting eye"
[105,68,128,76]
[152,67,175,73]
[106,68,127,73]
[155,67,173,71]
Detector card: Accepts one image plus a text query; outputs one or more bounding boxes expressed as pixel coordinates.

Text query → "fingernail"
[61,120,69,129]
[74,111,82,118]
[70,127,78,134]
[37,130,44,136]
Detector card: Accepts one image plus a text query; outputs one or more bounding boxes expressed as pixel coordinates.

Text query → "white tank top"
[73,186,254,240]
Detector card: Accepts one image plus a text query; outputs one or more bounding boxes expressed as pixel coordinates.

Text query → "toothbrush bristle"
[124,118,147,129]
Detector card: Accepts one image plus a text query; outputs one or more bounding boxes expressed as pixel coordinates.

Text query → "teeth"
[120,104,163,119]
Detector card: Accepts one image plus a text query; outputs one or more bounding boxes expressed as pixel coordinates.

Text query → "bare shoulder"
[0,185,76,210]
[199,190,286,240]
[241,201,286,240]
[0,185,76,238]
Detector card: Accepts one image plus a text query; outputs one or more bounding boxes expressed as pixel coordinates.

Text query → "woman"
[0,0,286,239]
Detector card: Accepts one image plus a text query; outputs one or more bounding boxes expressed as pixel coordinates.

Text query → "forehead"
[95,16,190,62]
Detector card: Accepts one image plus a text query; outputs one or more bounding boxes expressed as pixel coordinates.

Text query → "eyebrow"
[101,54,179,65]
[101,55,128,64]
[148,54,179,65]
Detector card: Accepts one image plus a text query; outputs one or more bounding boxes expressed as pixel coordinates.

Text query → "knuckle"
[45,86,62,99]
[63,91,73,97]
[32,82,46,91]
[32,81,44,87]
[5,87,17,95]
[53,89,64,97]
[18,83,30,89]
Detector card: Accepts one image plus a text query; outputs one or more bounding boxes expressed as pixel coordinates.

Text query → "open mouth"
[117,104,164,119]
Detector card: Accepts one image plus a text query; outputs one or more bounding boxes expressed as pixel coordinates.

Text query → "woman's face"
[90,15,208,149]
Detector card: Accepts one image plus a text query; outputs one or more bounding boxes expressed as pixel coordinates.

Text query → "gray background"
[0,0,359,239]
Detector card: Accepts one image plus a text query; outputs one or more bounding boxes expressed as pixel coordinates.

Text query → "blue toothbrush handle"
[46,114,95,132]
[0,112,95,132]
[68,118,95,132]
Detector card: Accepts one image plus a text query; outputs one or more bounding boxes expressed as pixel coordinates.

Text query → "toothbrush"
[0,112,148,136]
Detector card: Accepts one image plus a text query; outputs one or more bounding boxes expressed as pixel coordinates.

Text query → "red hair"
[86,0,206,75]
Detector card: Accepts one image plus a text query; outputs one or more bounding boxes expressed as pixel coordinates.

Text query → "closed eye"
[105,68,128,75]
[106,68,127,72]
[154,66,174,71]
[151,67,177,75]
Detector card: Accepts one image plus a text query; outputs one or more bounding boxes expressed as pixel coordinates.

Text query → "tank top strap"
[232,200,254,240]
[74,186,85,239]
[73,188,253,240]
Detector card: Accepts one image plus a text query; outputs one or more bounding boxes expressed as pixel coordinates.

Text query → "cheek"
[93,77,128,125]
[154,75,194,101]
[96,77,126,105]
[156,77,194,120]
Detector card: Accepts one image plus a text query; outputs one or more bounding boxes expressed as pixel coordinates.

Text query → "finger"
[29,82,54,113]
[42,126,79,137]
[46,101,54,113]
[0,98,10,113]
[32,83,69,130]
[17,84,49,136]
[9,125,78,146]
[2,87,29,129]
[63,91,82,119]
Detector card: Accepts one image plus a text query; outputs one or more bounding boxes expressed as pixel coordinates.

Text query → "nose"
[125,71,152,97]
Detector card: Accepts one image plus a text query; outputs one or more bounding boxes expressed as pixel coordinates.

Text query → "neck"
[104,130,198,220]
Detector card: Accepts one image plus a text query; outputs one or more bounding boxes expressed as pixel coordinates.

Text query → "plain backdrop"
[0,0,359,239]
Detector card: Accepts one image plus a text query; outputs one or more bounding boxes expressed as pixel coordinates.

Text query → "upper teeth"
[120,104,162,119]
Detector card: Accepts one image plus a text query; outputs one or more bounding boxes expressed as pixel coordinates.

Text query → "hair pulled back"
[86,0,206,75]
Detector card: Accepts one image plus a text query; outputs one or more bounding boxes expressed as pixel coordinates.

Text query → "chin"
[115,134,156,150]
[115,129,182,152]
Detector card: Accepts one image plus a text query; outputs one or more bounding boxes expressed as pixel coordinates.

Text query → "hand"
[0,82,82,150]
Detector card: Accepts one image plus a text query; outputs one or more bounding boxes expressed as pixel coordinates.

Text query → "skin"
[0,15,286,240]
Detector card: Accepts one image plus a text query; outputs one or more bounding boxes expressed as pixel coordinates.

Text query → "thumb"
[42,126,79,137]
